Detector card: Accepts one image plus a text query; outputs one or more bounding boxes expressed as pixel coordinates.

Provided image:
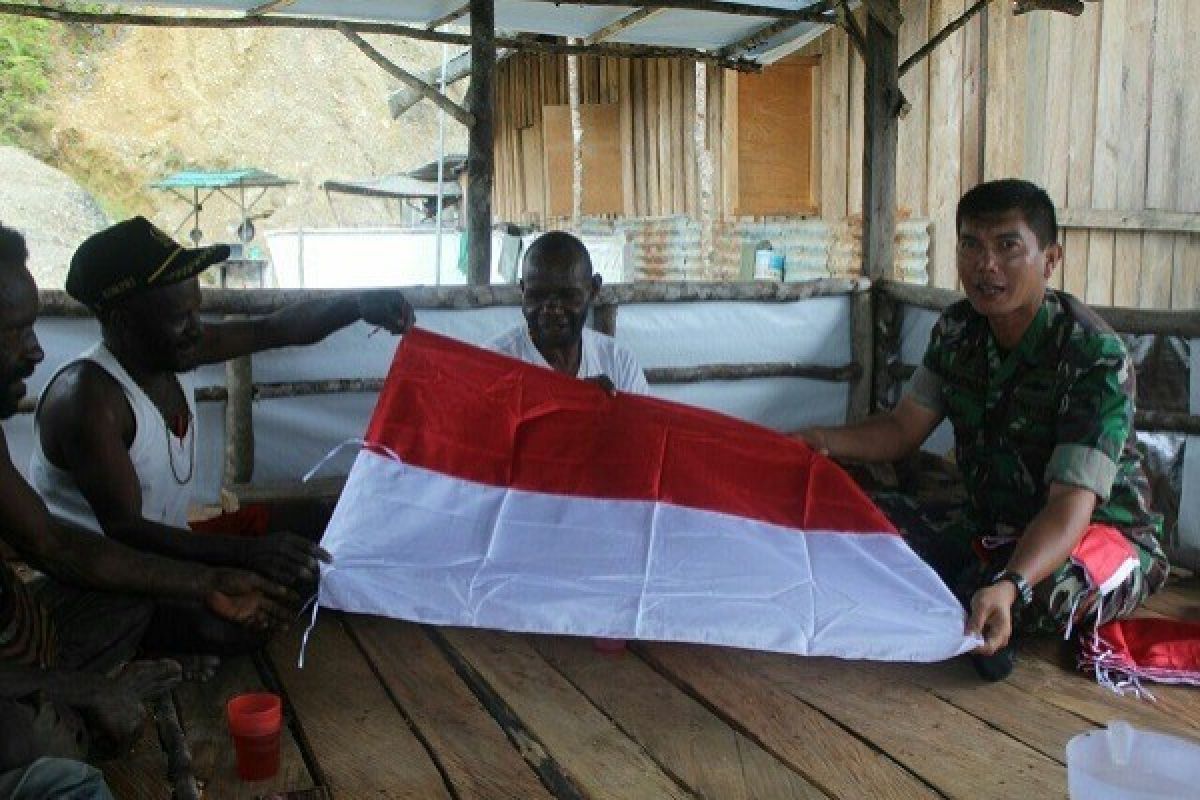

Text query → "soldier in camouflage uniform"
[797,179,1168,680]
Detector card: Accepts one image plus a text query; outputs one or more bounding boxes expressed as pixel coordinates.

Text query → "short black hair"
[0,223,28,270]
[523,230,593,278]
[956,179,1058,249]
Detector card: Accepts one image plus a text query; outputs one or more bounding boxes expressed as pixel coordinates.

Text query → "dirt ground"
[22,21,468,284]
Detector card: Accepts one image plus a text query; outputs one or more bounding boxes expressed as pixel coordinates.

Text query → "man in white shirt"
[487,231,649,394]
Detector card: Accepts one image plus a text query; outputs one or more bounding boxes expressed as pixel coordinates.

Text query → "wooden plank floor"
[107,573,1199,799]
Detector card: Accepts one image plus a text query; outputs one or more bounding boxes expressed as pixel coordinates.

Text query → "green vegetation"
[0,14,53,144]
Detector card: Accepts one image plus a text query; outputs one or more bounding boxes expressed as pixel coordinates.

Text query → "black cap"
[67,216,229,308]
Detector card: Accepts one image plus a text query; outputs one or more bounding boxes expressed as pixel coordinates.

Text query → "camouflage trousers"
[870,491,1154,636]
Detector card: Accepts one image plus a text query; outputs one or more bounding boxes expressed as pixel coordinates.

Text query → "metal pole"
[435,43,449,286]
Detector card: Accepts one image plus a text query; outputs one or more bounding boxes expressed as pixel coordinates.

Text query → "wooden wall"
[810,0,1198,309]
[492,3,1199,310]
[493,53,702,225]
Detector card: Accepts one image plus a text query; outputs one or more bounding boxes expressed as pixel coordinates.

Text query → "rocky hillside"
[6,19,468,286]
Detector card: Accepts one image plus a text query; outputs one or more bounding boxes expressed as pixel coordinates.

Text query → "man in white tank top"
[0,224,297,782]
[32,217,415,652]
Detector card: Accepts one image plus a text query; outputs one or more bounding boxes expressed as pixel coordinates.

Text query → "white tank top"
[29,343,197,534]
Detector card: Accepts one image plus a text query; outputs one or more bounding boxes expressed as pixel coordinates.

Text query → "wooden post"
[847,288,874,421]
[225,354,254,485]
[861,2,900,281]
[466,0,496,285]
[592,302,618,336]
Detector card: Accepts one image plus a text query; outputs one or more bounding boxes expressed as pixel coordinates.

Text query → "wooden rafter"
[1013,0,1086,15]
[427,2,471,30]
[522,0,836,23]
[836,1,867,63]
[718,16,803,58]
[339,25,475,127]
[245,0,297,15]
[0,2,764,70]
[898,0,989,78]
[860,0,902,34]
[584,7,665,46]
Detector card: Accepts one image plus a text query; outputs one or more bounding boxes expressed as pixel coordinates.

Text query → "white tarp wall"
[3,296,853,506]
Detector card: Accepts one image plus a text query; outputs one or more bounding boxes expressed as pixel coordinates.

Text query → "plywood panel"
[1041,11,1074,291]
[847,25,865,216]
[657,59,673,214]
[619,58,635,216]
[1112,0,1154,307]
[1062,2,1101,300]
[1085,0,1127,306]
[927,0,964,289]
[960,10,984,195]
[896,0,930,217]
[580,103,625,215]
[727,60,816,217]
[821,28,850,219]
[542,104,573,219]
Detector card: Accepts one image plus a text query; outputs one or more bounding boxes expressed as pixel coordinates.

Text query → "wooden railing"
[30,278,874,486]
[874,280,1200,436]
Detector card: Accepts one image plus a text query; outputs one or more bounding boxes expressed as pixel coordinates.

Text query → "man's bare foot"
[176,654,221,683]
[85,659,182,759]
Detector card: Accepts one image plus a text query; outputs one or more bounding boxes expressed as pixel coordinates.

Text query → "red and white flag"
[318,329,975,662]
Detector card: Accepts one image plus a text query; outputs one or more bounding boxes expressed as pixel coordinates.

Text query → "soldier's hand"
[966,582,1016,655]
[359,289,416,334]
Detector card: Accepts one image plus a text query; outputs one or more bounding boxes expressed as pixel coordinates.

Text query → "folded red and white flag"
[318,329,975,662]
[1081,618,1200,694]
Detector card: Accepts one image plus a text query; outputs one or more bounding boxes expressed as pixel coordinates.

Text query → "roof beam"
[388,48,515,119]
[427,2,471,30]
[0,2,763,70]
[584,7,664,45]
[339,25,476,127]
[836,1,867,63]
[245,0,297,15]
[898,0,989,78]
[520,0,835,23]
[1012,0,1085,15]
[860,0,902,34]
[718,16,803,59]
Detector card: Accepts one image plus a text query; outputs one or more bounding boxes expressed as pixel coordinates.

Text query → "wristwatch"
[990,570,1033,610]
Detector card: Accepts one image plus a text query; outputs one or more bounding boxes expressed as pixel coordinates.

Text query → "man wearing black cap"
[30,217,414,651]
[0,223,297,793]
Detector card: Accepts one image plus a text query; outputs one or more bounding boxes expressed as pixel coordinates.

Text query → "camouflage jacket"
[908,290,1168,588]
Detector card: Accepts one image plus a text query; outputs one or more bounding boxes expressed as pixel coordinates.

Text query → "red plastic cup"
[592,637,627,655]
[226,692,282,781]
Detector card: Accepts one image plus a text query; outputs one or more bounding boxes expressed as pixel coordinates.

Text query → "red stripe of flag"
[366,328,896,536]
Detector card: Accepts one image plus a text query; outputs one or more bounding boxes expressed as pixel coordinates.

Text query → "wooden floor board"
[844,657,1094,765]
[267,615,451,799]
[639,642,939,800]
[174,655,316,799]
[741,649,1066,799]
[1142,575,1200,620]
[536,635,828,800]
[100,723,171,800]
[1018,638,1200,737]
[345,617,554,800]
[438,628,694,800]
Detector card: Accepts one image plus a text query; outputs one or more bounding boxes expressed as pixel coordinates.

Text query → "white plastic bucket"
[1066,720,1200,799]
